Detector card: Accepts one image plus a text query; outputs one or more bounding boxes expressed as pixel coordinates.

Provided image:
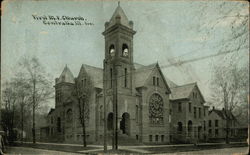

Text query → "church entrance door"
[107,112,114,131]
[120,113,130,135]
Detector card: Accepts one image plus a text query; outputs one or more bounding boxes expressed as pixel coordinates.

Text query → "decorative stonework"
[149,93,164,125]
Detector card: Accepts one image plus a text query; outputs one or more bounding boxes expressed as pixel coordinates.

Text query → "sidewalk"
[15,141,248,154]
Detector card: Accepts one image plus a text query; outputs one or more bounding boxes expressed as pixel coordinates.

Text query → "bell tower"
[103,3,136,94]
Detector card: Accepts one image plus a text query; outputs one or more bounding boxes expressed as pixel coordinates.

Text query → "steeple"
[105,3,133,30]
[56,65,75,84]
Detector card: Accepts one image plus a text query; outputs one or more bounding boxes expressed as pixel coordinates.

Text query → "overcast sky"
[2,0,249,108]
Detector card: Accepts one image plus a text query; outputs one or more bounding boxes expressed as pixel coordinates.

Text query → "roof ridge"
[136,62,157,70]
[82,64,103,70]
[171,82,196,88]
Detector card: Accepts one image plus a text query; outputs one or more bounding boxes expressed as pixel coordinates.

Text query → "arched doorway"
[188,120,193,137]
[177,122,183,134]
[120,113,130,135]
[107,113,114,131]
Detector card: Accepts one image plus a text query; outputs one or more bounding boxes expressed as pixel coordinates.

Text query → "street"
[6,147,81,155]
[5,146,248,155]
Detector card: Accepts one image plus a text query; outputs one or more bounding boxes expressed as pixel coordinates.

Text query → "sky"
[1,0,249,109]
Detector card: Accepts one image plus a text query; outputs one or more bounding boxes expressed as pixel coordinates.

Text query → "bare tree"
[19,57,53,143]
[211,62,248,143]
[190,2,248,143]
[1,81,18,144]
[74,74,93,147]
[191,1,248,57]
[12,73,32,143]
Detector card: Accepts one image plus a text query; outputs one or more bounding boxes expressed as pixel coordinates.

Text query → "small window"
[149,135,152,142]
[177,122,183,133]
[57,117,61,132]
[100,106,103,125]
[194,107,197,118]
[204,121,206,131]
[199,108,201,118]
[215,120,219,127]
[209,120,212,127]
[136,105,139,123]
[124,68,127,88]
[215,129,219,136]
[136,135,139,140]
[161,135,164,142]
[204,108,206,116]
[155,135,158,142]
[153,77,156,85]
[178,102,182,112]
[156,77,159,86]
[110,68,113,88]
[231,129,234,136]
[189,102,192,113]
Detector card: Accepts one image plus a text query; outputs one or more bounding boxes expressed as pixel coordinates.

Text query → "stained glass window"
[149,93,164,125]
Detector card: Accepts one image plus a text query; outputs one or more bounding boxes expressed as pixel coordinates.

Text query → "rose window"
[149,94,164,125]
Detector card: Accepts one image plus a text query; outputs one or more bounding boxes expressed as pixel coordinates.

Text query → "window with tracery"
[149,93,164,125]
[66,109,73,122]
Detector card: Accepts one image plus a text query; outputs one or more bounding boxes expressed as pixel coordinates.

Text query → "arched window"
[100,106,103,125]
[136,105,139,123]
[122,44,129,57]
[66,109,73,122]
[109,44,115,57]
[188,120,192,137]
[177,122,183,133]
[57,117,61,132]
[110,68,113,88]
[124,68,127,87]
[149,94,164,125]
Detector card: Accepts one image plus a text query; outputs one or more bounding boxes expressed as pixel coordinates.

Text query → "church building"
[44,4,208,145]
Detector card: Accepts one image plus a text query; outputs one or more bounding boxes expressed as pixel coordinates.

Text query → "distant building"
[207,107,238,141]
[169,83,209,143]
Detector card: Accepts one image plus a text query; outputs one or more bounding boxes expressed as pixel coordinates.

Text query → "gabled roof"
[135,63,157,88]
[170,82,197,100]
[106,5,132,30]
[57,65,75,84]
[134,63,172,93]
[210,109,237,120]
[79,64,103,89]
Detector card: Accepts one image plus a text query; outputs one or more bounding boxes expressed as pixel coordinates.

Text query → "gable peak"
[57,65,75,84]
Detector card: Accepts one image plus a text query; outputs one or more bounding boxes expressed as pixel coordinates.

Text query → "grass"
[16,142,98,154]
[141,142,248,154]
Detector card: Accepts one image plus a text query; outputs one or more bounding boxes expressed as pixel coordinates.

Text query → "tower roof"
[57,65,75,84]
[106,4,132,29]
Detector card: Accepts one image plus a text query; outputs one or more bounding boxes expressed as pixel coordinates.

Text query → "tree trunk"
[21,104,24,143]
[32,80,36,144]
[82,124,86,147]
[226,119,229,144]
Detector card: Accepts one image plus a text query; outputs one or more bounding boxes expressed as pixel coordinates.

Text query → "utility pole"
[103,60,107,152]
[112,60,118,150]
